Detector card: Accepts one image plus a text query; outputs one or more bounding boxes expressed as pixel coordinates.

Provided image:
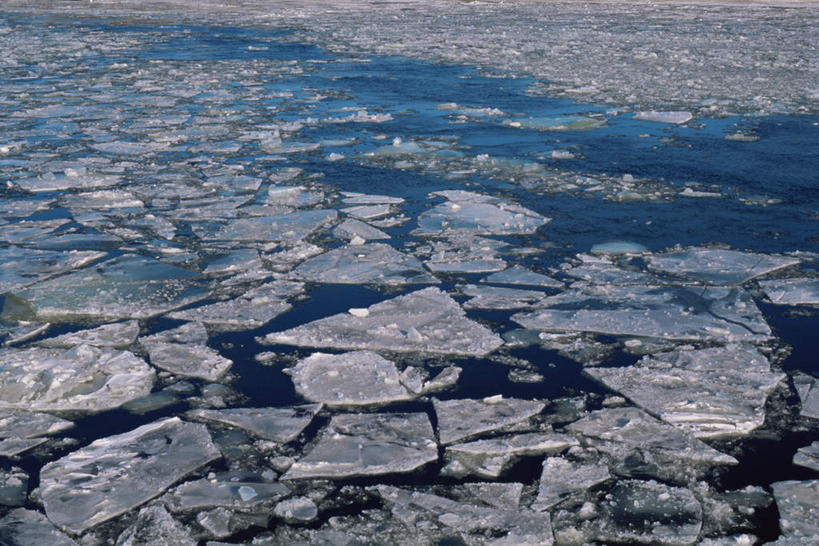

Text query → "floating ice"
[562,260,660,285]
[647,248,799,285]
[35,320,139,349]
[433,397,545,445]
[512,284,771,342]
[186,404,321,443]
[199,209,337,243]
[633,111,693,124]
[165,477,290,512]
[0,509,77,546]
[12,254,207,322]
[793,442,819,473]
[283,412,437,480]
[421,234,509,273]
[0,345,154,413]
[115,505,196,546]
[793,374,819,421]
[266,185,323,207]
[0,467,28,507]
[0,247,105,294]
[341,192,405,205]
[461,284,545,310]
[0,410,73,439]
[40,417,220,534]
[263,287,503,357]
[770,480,819,540]
[414,190,549,236]
[274,497,319,523]
[16,173,121,193]
[586,346,786,439]
[505,115,605,131]
[759,278,819,306]
[532,457,611,511]
[590,240,648,255]
[342,203,395,221]
[483,265,563,288]
[442,432,578,479]
[293,243,438,285]
[567,407,737,483]
[144,342,232,381]
[332,218,390,241]
[286,351,414,406]
[373,485,554,546]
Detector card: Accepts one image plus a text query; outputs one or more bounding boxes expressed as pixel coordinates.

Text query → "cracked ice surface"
[263,287,503,356]
[0,345,154,413]
[283,412,437,480]
[40,417,220,534]
[586,345,786,439]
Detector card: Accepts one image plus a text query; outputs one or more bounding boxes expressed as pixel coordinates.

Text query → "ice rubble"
[263,287,503,356]
[283,412,438,480]
[586,345,786,439]
[186,404,321,443]
[646,248,799,285]
[414,190,549,236]
[11,254,208,322]
[512,284,771,342]
[40,417,220,534]
[760,278,819,306]
[0,345,154,413]
[433,397,545,445]
[293,242,437,285]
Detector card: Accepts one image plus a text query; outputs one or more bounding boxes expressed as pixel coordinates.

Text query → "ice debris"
[186,404,321,443]
[40,417,220,534]
[115,505,196,546]
[263,287,503,356]
[433,396,545,445]
[283,412,437,480]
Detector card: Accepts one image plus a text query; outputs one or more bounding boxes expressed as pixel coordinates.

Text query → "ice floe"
[433,396,545,445]
[186,404,321,443]
[532,457,611,511]
[760,278,819,306]
[647,248,799,285]
[771,480,819,541]
[0,508,77,546]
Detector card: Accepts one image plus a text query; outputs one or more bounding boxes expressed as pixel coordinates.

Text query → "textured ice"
[586,346,786,439]
[293,243,437,285]
[12,254,207,321]
[186,404,321,443]
[287,351,414,406]
[647,248,799,285]
[332,218,390,241]
[274,497,319,523]
[373,485,554,546]
[421,234,509,273]
[201,209,337,243]
[433,397,545,445]
[0,467,28,507]
[16,173,121,193]
[35,320,139,349]
[263,287,503,356]
[144,342,232,381]
[533,457,611,511]
[483,265,563,288]
[512,284,771,342]
[793,441,819,473]
[633,111,693,124]
[115,505,196,546]
[770,480,819,540]
[0,410,73,439]
[341,191,405,205]
[165,477,290,512]
[760,278,819,306]
[595,480,703,545]
[414,190,549,236]
[793,374,819,421]
[342,204,395,220]
[0,247,105,294]
[442,432,578,479]
[461,284,545,310]
[0,345,154,413]
[567,407,737,482]
[283,412,437,480]
[40,417,220,534]
[562,261,660,285]
[0,509,77,546]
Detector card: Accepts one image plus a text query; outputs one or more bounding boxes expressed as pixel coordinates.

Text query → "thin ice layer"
[40,417,220,534]
[586,346,786,439]
[293,243,437,285]
[0,345,154,413]
[283,412,437,480]
[512,284,771,342]
[263,287,503,356]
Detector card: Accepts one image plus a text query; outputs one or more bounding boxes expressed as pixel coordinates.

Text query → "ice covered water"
[0,1,816,543]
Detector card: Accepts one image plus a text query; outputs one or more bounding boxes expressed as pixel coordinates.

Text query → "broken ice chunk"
[647,247,799,285]
[286,351,414,407]
[433,397,545,445]
[442,432,579,479]
[145,343,232,381]
[595,480,703,545]
[567,407,737,483]
[283,413,437,480]
[0,345,154,413]
[340,192,405,205]
[16,173,120,193]
[770,480,819,540]
[40,417,220,534]
[293,243,438,285]
[461,284,545,310]
[115,504,196,546]
[586,345,786,439]
[483,265,563,288]
[793,374,819,421]
[421,234,509,273]
[0,509,77,546]
[263,287,503,357]
[201,209,337,243]
[0,467,28,507]
[185,404,321,443]
[333,218,390,241]
[793,442,819,473]
[512,284,771,342]
[274,497,319,523]
[505,115,605,131]
[0,247,105,294]
[342,204,395,221]
[140,321,209,346]
[0,410,73,439]
[759,278,819,305]
[35,320,139,349]
[563,261,660,285]
[633,111,693,124]
[165,477,290,512]
[266,185,323,208]
[532,457,611,511]
[414,190,549,236]
[12,254,207,322]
